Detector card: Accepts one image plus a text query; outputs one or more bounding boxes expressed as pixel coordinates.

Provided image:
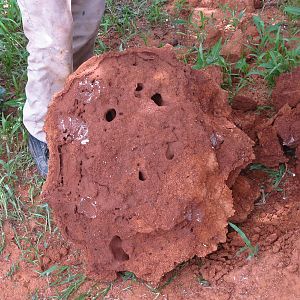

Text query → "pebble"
[170,39,179,47]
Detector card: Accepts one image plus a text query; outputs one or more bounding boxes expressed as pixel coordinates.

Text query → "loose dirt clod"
[255,126,288,167]
[273,103,300,175]
[43,47,254,284]
[229,175,260,223]
[272,67,300,111]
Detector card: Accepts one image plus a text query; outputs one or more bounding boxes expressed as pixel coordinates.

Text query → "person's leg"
[17,0,73,176]
[18,0,73,143]
[72,0,105,70]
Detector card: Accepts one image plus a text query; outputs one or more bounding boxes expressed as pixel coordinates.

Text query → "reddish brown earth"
[250,67,300,172]
[2,1,300,299]
[105,175,300,299]
[273,103,300,175]
[272,67,300,110]
[43,47,254,284]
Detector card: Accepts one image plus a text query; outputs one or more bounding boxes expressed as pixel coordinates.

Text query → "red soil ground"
[1,1,299,299]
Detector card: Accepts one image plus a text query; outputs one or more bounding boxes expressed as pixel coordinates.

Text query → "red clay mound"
[43,47,254,284]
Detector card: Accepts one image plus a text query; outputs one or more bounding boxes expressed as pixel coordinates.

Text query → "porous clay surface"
[43,47,254,283]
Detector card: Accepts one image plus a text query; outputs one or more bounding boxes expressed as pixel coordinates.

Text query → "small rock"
[264,185,273,193]
[170,39,179,47]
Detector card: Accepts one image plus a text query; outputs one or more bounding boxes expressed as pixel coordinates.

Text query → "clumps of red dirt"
[272,66,300,110]
[229,175,260,223]
[253,67,300,172]
[43,47,254,284]
[274,104,300,174]
[230,66,300,173]
[198,174,300,299]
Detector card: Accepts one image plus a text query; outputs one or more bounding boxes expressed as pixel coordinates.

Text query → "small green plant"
[235,57,250,74]
[249,16,300,86]
[99,0,170,49]
[197,275,210,287]
[75,283,113,299]
[6,262,20,277]
[0,0,27,96]
[192,39,237,91]
[173,0,190,17]
[120,271,137,281]
[146,0,169,24]
[173,10,210,44]
[192,39,227,69]
[228,8,245,29]
[0,229,5,255]
[31,289,39,300]
[145,261,188,297]
[255,105,275,112]
[283,6,300,19]
[250,163,287,191]
[39,265,87,299]
[218,4,245,29]
[30,202,52,233]
[228,222,259,259]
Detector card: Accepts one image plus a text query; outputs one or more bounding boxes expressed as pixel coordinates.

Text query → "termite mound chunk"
[44,47,254,284]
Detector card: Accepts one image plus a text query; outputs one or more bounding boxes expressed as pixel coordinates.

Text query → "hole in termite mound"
[282,145,296,157]
[105,109,116,122]
[166,143,175,160]
[135,83,143,91]
[151,93,163,106]
[65,226,69,235]
[109,235,129,261]
[138,171,146,181]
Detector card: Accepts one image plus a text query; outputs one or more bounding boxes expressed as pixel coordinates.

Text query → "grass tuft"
[228,222,259,259]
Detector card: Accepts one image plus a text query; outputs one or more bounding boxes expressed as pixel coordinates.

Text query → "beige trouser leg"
[72,0,105,70]
[18,0,105,143]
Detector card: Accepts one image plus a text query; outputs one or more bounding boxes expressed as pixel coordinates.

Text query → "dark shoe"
[0,86,6,109]
[28,134,49,177]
